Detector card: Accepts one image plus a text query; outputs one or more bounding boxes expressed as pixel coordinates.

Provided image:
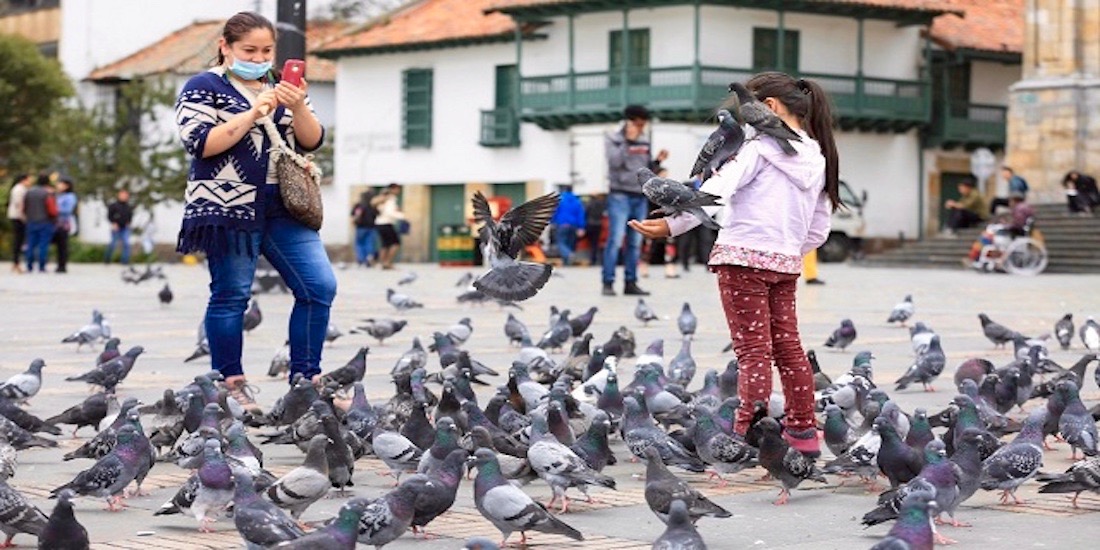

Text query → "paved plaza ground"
[1,260,1099,549]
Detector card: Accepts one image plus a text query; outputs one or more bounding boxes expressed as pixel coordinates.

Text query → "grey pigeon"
[62,397,140,461]
[638,168,721,230]
[823,319,856,351]
[51,425,144,511]
[397,271,418,286]
[868,488,936,550]
[0,359,44,402]
[668,338,697,388]
[895,335,945,392]
[1055,313,1074,350]
[185,320,210,363]
[273,497,367,549]
[65,346,144,393]
[568,307,598,337]
[909,322,936,356]
[372,429,423,483]
[728,82,801,154]
[355,482,419,548]
[391,337,428,378]
[232,470,304,548]
[1080,316,1100,350]
[320,415,355,494]
[325,323,343,344]
[344,384,379,440]
[319,347,370,389]
[504,313,531,346]
[756,417,827,504]
[387,288,423,311]
[980,407,1045,505]
[642,446,730,524]
[455,272,475,288]
[0,435,14,480]
[570,411,615,472]
[470,448,583,546]
[0,415,56,451]
[471,190,560,301]
[193,439,234,531]
[635,298,659,326]
[1056,380,1098,458]
[61,310,108,350]
[464,537,500,550]
[38,490,89,550]
[158,283,173,306]
[0,479,46,547]
[677,303,697,338]
[243,299,262,333]
[1037,455,1100,508]
[622,396,704,473]
[875,417,923,489]
[446,317,474,345]
[265,435,330,519]
[537,312,572,351]
[689,107,745,183]
[528,415,615,513]
[0,398,60,435]
[95,338,122,367]
[886,294,913,326]
[267,340,291,378]
[652,499,708,550]
[691,407,756,484]
[407,448,467,535]
[417,417,461,475]
[978,313,1020,348]
[352,319,407,345]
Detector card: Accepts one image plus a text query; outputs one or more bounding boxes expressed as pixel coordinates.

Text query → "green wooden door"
[495,65,518,109]
[609,29,650,86]
[429,184,466,261]
[492,183,527,213]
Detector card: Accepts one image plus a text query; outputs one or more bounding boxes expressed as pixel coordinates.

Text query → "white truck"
[819,181,868,262]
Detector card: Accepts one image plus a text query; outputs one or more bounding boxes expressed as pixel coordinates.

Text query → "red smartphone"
[282,59,306,87]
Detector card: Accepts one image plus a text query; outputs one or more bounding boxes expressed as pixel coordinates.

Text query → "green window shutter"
[609,28,650,86]
[494,64,518,109]
[752,28,800,73]
[402,68,433,148]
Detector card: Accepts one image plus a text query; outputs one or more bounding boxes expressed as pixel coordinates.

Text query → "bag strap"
[224,76,291,153]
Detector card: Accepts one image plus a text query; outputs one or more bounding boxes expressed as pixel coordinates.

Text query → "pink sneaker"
[784,427,821,459]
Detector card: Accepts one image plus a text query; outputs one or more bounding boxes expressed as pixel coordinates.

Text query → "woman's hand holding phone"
[251,89,278,118]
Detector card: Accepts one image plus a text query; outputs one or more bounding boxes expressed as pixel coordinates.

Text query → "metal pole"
[515,20,523,115]
[856,17,864,112]
[568,14,575,109]
[276,0,307,68]
[692,0,701,109]
[621,9,630,107]
[776,9,785,71]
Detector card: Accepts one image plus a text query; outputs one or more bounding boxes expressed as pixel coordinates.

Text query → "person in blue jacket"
[551,185,586,266]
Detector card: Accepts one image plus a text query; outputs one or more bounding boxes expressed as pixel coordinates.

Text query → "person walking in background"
[942,179,986,236]
[631,72,839,458]
[52,177,77,273]
[351,189,378,267]
[22,173,56,274]
[175,11,333,413]
[551,185,585,266]
[104,189,133,264]
[583,193,606,265]
[372,183,406,270]
[5,174,31,273]
[602,104,668,296]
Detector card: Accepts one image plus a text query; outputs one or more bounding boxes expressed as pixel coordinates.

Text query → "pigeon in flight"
[690,107,745,182]
[471,190,560,301]
[638,168,721,230]
[728,82,801,155]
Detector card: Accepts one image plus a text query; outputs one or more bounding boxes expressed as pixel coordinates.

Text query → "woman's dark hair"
[35,172,51,186]
[731,72,840,211]
[214,12,276,66]
[1064,171,1080,184]
[9,174,27,188]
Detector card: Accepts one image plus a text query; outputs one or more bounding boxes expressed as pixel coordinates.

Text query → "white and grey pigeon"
[386,289,423,311]
[471,190,560,302]
[0,359,44,402]
[185,320,210,363]
[0,479,47,547]
[231,469,305,548]
[677,303,697,338]
[909,322,936,356]
[191,439,234,532]
[638,167,721,230]
[635,299,659,326]
[527,415,616,513]
[265,435,331,519]
[372,429,423,483]
[397,271,418,286]
[355,483,419,548]
[446,317,474,345]
[1054,313,1074,350]
[728,82,801,154]
[895,335,946,392]
[61,309,108,350]
[1080,316,1100,351]
[980,407,1045,505]
[268,340,291,378]
[886,294,914,326]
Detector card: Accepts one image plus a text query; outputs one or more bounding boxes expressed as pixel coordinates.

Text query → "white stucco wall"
[970,60,1021,105]
[836,131,923,240]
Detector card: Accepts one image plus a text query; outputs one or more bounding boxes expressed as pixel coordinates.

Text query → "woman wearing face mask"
[174,11,334,413]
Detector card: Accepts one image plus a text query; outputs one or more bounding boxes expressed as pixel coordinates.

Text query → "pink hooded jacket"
[666,129,831,274]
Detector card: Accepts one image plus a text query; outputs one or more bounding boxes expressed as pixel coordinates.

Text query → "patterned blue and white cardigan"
[175,68,324,257]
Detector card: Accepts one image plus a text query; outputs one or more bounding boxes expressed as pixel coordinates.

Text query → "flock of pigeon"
[1,267,1100,550]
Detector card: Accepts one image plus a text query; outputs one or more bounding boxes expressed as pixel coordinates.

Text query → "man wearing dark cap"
[942,178,986,236]
[602,104,668,295]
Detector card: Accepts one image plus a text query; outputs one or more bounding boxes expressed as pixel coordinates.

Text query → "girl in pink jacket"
[631,72,840,457]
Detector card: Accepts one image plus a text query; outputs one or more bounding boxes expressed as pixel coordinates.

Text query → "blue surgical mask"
[228,59,272,81]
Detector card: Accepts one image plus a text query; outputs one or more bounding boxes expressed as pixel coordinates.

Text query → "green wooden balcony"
[479,107,520,147]
[926,101,1006,149]
[518,65,929,131]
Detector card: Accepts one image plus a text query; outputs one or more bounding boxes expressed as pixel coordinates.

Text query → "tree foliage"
[0,33,72,173]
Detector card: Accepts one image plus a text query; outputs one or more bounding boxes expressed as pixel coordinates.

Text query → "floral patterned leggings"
[715,265,815,435]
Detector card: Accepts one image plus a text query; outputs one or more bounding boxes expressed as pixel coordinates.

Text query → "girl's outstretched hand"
[628,218,671,239]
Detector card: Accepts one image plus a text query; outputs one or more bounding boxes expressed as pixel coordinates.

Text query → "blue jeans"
[555,224,578,265]
[601,192,648,284]
[104,227,131,264]
[354,226,377,265]
[24,221,53,272]
[206,216,337,381]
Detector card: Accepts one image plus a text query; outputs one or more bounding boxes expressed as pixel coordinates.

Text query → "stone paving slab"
[1,261,1099,548]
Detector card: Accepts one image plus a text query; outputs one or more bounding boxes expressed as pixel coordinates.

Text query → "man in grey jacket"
[602,104,668,296]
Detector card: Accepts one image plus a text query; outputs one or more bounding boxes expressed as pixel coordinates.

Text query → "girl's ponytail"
[798,78,840,211]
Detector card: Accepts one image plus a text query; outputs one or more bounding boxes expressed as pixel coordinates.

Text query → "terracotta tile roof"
[318,0,522,56]
[487,0,962,16]
[927,0,1023,55]
[87,19,349,82]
